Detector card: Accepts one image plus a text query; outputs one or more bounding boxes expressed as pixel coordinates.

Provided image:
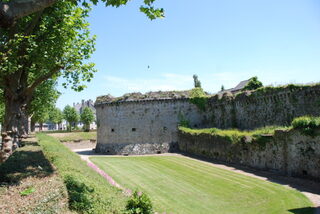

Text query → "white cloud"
[103,73,193,95]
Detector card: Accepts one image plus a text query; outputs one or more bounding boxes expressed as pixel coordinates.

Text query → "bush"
[125,191,153,214]
[242,76,263,91]
[189,87,208,111]
[292,116,320,136]
[64,175,95,213]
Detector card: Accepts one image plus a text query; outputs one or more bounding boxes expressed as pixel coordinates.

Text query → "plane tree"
[0,1,95,161]
[0,0,163,161]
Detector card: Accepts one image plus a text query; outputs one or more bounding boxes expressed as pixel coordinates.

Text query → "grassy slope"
[90,156,314,214]
[47,131,96,142]
[0,139,72,214]
[36,133,126,213]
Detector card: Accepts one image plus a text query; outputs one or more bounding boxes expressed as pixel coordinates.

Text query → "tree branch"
[24,66,61,96]
[0,0,57,28]
[25,9,43,36]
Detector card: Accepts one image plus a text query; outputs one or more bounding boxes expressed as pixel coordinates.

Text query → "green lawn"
[48,131,96,142]
[90,156,314,214]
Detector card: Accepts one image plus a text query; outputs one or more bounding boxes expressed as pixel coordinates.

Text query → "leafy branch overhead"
[0,0,164,28]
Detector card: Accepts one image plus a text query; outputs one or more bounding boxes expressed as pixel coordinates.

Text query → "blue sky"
[56,0,320,109]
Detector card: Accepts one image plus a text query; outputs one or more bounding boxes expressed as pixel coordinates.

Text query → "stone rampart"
[178,129,320,181]
[207,85,320,129]
[95,98,205,155]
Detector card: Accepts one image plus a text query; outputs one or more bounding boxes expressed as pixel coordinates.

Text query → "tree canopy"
[242,76,263,91]
[0,0,164,161]
[80,107,95,132]
[49,107,64,125]
[193,75,202,88]
[63,105,79,131]
[0,0,164,29]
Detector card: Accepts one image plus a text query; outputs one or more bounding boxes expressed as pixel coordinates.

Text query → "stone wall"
[178,129,320,180]
[95,99,205,155]
[207,85,320,130]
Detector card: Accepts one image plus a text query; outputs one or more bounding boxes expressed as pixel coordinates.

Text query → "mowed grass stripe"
[166,156,280,194]
[90,156,313,214]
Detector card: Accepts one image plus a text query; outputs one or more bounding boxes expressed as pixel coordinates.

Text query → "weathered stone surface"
[95,84,320,160]
[206,84,320,129]
[95,99,206,155]
[178,129,320,181]
[95,141,178,155]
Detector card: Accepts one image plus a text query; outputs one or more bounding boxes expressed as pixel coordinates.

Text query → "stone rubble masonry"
[95,98,205,155]
[95,84,320,163]
[178,129,320,181]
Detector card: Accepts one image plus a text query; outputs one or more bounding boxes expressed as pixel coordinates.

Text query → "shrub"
[64,175,95,213]
[125,191,153,214]
[189,87,208,111]
[292,116,320,136]
[242,76,263,91]
[178,112,190,128]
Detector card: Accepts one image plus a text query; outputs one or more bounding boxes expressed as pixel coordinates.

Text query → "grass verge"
[36,133,126,214]
[0,139,72,214]
[46,131,96,142]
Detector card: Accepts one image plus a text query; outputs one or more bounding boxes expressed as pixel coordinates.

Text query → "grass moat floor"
[90,155,314,214]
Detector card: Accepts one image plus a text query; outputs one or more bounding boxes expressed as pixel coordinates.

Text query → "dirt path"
[70,148,320,213]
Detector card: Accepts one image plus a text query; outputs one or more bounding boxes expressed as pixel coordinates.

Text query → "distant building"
[73,99,97,130]
[218,79,250,94]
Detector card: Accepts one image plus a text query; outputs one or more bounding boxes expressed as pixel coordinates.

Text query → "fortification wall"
[207,85,320,129]
[95,99,205,155]
[178,129,320,181]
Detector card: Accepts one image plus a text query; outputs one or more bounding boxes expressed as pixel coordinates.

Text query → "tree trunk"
[0,0,57,28]
[0,88,29,163]
[31,119,35,132]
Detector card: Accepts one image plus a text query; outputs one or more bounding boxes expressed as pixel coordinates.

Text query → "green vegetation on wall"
[292,116,320,136]
[179,126,282,147]
[179,116,320,147]
[189,87,208,111]
[241,76,263,91]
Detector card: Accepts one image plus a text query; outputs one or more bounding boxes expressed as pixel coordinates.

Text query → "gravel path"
[71,147,320,214]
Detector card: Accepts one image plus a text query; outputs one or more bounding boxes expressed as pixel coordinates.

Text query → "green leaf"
[20,187,36,196]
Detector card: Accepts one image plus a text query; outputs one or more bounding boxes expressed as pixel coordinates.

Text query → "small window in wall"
[111,128,115,132]
[132,128,136,132]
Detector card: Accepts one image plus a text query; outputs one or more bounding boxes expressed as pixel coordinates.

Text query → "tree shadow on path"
[0,141,54,184]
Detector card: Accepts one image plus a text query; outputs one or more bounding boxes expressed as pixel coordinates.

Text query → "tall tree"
[80,107,95,132]
[0,1,95,160]
[63,105,79,131]
[29,80,60,132]
[193,74,202,88]
[49,107,63,130]
[0,0,163,161]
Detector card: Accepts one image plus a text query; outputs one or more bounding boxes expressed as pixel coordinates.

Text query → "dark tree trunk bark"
[0,0,57,28]
[0,87,29,162]
[31,119,35,132]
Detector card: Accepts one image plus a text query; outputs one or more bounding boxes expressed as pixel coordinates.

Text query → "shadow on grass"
[179,152,320,196]
[288,207,317,214]
[0,141,54,184]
